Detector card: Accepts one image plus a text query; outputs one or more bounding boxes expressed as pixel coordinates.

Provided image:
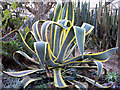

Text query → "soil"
[104,55,119,73]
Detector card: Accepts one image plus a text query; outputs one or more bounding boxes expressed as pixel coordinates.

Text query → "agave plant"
[1,1,118,89]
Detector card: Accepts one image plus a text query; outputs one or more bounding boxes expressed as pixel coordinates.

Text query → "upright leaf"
[53,68,68,88]
[51,1,62,51]
[56,26,75,63]
[34,41,48,69]
[74,26,85,59]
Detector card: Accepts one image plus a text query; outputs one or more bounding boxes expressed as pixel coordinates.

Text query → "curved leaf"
[77,74,112,88]
[60,1,74,25]
[41,21,68,42]
[51,1,62,51]
[13,51,39,66]
[64,47,118,64]
[64,76,76,81]
[81,22,94,35]
[34,41,48,69]
[46,44,59,67]
[94,61,103,84]
[24,31,37,42]
[63,37,76,60]
[1,30,36,55]
[55,26,75,63]
[62,61,92,66]
[74,26,85,59]
[21,77,42,89]
[32,20,45,41]
[68,66,98,70]
[89,47,118,62]
[3,69,43,77]
[53,19,72,56]
[53,68,68,88]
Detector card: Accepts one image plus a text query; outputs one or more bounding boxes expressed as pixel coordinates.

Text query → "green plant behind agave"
[1,1,118,89]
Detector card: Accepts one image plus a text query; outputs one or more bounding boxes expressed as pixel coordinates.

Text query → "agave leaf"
[13,51,39,66]
[68,65,107,75]
[0,29,17,41]
[64,76,76,80]
[67,80,87,90]
[32,20,45,41]
[63,59,92,65]
[73,26,85,59]
[53,1,74,56]
[51,1,62,51]
[24,31,37,43]
[60,1,74,25]
[53,19,72,57]
[34,41,48,69]
[65,1,75,56]
[94,61,103,84]
[46,42,56,62]
[60,2,67,20]
[53,23,63,57]
[81,22,94,35]
[62,68,76,75]
[89,47,118,62]
[41,21,68,42]
[45,43,58,67]
[103,67,108,75]
[68,66,97,70]
[64,43,77,60]
[56,26,75,63]
[52,1,62,22]
[64,47,118,63]
[67,1,74,25]
[59,61,93,67]
[1,30,36,56]
[77,74,112,88]
[53,68,68,88]
[21,77,42,89]
[63,37,76,59]
[3,69,43,77]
